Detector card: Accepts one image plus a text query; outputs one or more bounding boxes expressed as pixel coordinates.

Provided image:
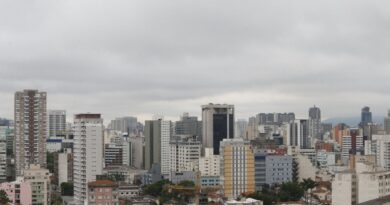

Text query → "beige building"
[220,138,255,199]
[88,180,119,205]
[199,148,220,176]
[15,90,47,176]
[332,158,390,205]
[23,164,51,205]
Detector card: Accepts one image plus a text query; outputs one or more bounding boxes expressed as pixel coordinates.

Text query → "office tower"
[385,110,390,134]
[47,110,66,138]
[341,129,364,164]
[0,141,6,183]
[174,112,202,137]
[332,123,350,145]
[202,103,234,155]
[308,105,321,140]
[169,135,201,172]
[128,136,144,169]
[73,114,104,205]
[321,123,332,137]
[109,116,138,134]
[220,138,255,200]
[257,112,295,125]
[104,144,123,167]
[87,180,119,205]
[235,119,248,138]
[254,150,292,190]
[144,118,172,175]
[23,164,51,205]
[286,119,310,149]
[14,89,47,176]
[245,117,258,140]
[361,106,373,126]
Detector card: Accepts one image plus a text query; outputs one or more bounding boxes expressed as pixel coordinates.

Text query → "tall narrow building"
[361,106,372,126]
[220,138,255,199]
[174,113,202,137]
[73,114,103,205]
[384,110,390,135]
[308,105,321,140]
[144,118,172,175]
[14,89,47,176]
[202,103,234,155]
[47,110,66,138]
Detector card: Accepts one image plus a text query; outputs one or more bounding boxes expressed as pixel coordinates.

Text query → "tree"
[143,179,172,197]
[46,152,55,173]
[61,182,74,196]
[0,190,10,205]
[300,178,318,205]
[178,180,195,187]
[278,181,304,202]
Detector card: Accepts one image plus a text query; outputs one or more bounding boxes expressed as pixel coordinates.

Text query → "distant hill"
[323,116,385,127]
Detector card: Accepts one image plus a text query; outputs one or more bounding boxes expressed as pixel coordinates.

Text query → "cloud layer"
[1,0,390,122]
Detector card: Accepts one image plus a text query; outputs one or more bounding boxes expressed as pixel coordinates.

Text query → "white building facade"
[169,136,201,172]
[73,114,103,205]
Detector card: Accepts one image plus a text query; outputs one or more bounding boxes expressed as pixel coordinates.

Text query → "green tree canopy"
[61,182,74,196]
[0,190,11,205]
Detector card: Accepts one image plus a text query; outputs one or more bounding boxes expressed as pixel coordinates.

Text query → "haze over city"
[1,0,390,122]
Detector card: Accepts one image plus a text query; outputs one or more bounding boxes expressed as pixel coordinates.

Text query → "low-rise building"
[88,180,119,205]
[117,184,140,199]
[224,198,263,205]
[0,177,32,205]
[23,164,51,205]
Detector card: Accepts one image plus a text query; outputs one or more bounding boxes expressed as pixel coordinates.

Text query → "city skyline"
[0,1,390,122]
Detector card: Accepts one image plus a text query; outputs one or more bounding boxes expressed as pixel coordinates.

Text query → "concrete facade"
[14,90,47,176]
[220,138,255,200]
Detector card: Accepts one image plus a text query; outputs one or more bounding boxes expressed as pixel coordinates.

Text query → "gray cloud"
[1,0,390,123]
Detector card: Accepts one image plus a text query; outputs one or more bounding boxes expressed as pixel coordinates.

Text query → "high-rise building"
[341,129,364,164]
[220,138,255,200]
[14,89,47,176]
[104,144,123,167]
[308,105,321,140]
[202,103,234,155]
[332,123,350,145]
[235,119,248,139]
[128,136,144,169]
[47,110,66,138]
[361,106,372,126]
[257,113,295,125]
[245,117,259,140]
[174,113,202,137]
[384,110,390,135]
[365,135,390,171]
[0,140,6,183]
[109,116,138,134]
[144,118,171,175]
[169,135,201,172]
[73,114,104,205]
[56,148,73,186]
[286,119,310,149]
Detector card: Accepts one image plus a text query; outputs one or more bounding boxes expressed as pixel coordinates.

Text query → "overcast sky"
[1,1,390,123]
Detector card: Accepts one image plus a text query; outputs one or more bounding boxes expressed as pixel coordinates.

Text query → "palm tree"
[300,178,317,205]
